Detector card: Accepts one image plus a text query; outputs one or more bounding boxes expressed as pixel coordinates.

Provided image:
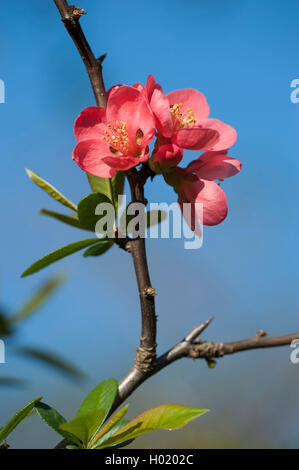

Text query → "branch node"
[145,287,156,297]
[135,346,157,373]
[69,5,86,18]
[255,329,267,339]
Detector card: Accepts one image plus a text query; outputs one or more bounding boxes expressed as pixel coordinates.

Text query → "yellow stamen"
[170,103,197,129]
[103,120,129,154]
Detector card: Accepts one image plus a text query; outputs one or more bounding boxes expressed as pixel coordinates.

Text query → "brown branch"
[156,328,299,371]
[53,1,157,446]
[53,0,106,107]
[109,323,299,416]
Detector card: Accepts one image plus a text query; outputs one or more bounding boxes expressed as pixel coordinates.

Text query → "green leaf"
[111,172,125,215]
[89,404,129,448]
[60,409,105,447]
[77,193,113,233]
[40,209,87,231]
[83,240,114,257]
[96,404,209,448]
[87,171,125,214]
[0,396,42,444]
[94,419,134,449]
[21,238,100,277]
[35,402,81,446]
[9,274,66,326]
[14,346,85,380]
[77,378,118,422]
[25,169,77,212]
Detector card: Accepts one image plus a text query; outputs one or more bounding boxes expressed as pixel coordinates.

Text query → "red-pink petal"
[150,88,173,138]
[197,119,237,151]
[172,127,219,150]
[103,153,148,171]
[187,152,242,180]
[106,86,155,147]
[73,139,116,178]
[74,107,107,142]
[179,179,228,226]
[167,89,210,120]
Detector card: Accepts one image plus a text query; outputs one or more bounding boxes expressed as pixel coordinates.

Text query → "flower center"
[170,103,197,130]
[103,120,130,154]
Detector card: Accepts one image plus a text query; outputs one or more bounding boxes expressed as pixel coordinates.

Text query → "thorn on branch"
[98,53,107,63]
[185,316,214,343]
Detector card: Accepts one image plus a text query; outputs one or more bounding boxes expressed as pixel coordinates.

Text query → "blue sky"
[0,0,298,448]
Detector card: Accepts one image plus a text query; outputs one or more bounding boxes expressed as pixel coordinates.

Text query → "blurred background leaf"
[0,274,85,385]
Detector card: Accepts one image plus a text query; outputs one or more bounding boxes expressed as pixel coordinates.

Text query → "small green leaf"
[9,274,66,326]
[77,378,118,422]
[60,409,105,447]
[96,404,209,448]
[25,169,77,212]
[83,240,114,257]
[35,402,80,446]
[87,171,125,214]
[40,209,87,231]
[77,193,113,233]
[94,419,134,449]
[66,445,79,449]
[111,172,125,215]
[21,238,100,277]
[14,346,85,379]
[0,396,42,444]
[89,404,129,448]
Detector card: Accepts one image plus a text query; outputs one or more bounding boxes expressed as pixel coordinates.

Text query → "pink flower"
[73,86,156,177]
[167,152,241,231]
[144,75,237,153]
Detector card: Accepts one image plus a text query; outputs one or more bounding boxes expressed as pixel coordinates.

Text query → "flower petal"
[167,89,210,120]
[179,178,228,226]
[74,107,107,142]
[172,127,219,150]
[197,119,237,151]
[106,86,155,147]
[102,153,149,171]
[151,88,173,138]
[187,152,242,180]
[73,139,116,178]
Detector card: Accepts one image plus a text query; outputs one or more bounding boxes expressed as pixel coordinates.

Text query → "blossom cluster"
[73,75,241,231]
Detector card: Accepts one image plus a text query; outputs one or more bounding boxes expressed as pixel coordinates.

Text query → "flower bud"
[149,144,183,174]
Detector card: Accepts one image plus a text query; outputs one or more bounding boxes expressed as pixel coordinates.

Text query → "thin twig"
[53,0,106,107]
